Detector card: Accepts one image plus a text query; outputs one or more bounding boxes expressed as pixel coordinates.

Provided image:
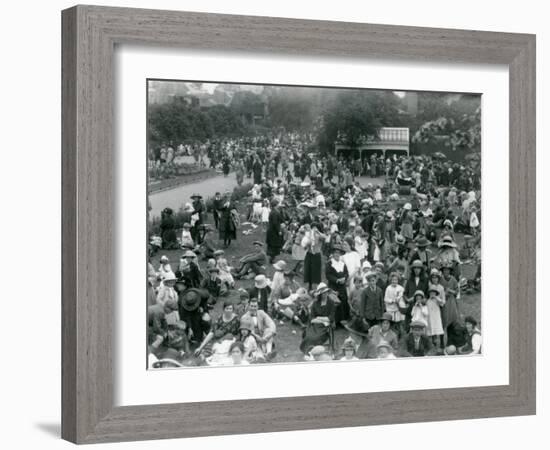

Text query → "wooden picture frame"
[62,5,536,444]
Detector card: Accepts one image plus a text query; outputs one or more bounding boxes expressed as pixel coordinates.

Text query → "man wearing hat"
[247,274,272,313]
[399,320,434,357]
[234,241,268,279]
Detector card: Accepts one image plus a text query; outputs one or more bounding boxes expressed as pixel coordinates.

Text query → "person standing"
[325,245,350,325]
[212,192,224,230]
[266,199,284,263]
[219,201,237,248]
[360,271,385,327]
[302,223,326,291]
[190,193,205,244]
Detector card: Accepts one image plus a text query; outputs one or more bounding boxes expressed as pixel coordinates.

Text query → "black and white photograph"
[146,80,482,368]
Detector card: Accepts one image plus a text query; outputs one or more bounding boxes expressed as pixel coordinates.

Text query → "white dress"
[426,295,445,336]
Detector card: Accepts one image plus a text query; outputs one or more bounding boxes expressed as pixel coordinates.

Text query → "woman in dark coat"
[325,245,350,325]
[266,199,284,263]
[160,207,178,249]
[219,202,237,248]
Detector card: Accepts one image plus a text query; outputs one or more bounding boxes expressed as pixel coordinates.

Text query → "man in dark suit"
[360,271,385,328]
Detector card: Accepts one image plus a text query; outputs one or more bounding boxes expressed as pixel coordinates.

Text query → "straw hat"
[163,271,176,282]
[411,259,424,269]
[254,274,268,289]
[313,282,330,296]
[438,235,457,248]
[273,260,287,271]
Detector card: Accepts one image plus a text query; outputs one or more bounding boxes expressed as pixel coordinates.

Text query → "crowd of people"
[148,134,482,368]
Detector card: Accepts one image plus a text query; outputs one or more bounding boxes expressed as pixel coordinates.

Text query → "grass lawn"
[150,199,481,364]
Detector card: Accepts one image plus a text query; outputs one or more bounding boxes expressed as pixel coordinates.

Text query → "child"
[180,223,194,249]
[426,284,445,349]
[340,337,359,361]
[353,226,368,261]
[384,272,405,334]
[410,290,429,327]
[214,250,235,289]
[157,255,172,281]
[239,317,264,362]
[291,225,307,274]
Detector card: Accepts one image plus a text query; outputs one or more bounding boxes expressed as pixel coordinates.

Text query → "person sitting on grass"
[198,225,216,260]
[272,271,310,328]
[214,249,235,289]
[201,266,226,299]
[239,298,277,361]
[366,313,399,358]
[239,316,264,363]
[247,274,272,313]
[155,272,178,307]
[194,300,240,362]
[458,316,482,355]
[180,223,194,250]
[234,241,268,279]
[164,320,190,357]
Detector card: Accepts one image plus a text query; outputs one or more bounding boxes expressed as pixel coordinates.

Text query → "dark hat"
[438,235,457,248]
[380,312,393,323]
[410,320,426,329]
[179,289,202,312]
[191,193,202,199]
[331,244,346,255]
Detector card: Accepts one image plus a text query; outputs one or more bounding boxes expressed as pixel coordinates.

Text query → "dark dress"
[219,207,237,241]
[300,298,336,353]
[325,260,350,324]
[160,214,178,249]
[266,208,284,259]
[201,314,240,357]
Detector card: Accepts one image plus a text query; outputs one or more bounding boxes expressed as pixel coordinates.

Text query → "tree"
[317,90,403,154]
[412,105,481,152]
